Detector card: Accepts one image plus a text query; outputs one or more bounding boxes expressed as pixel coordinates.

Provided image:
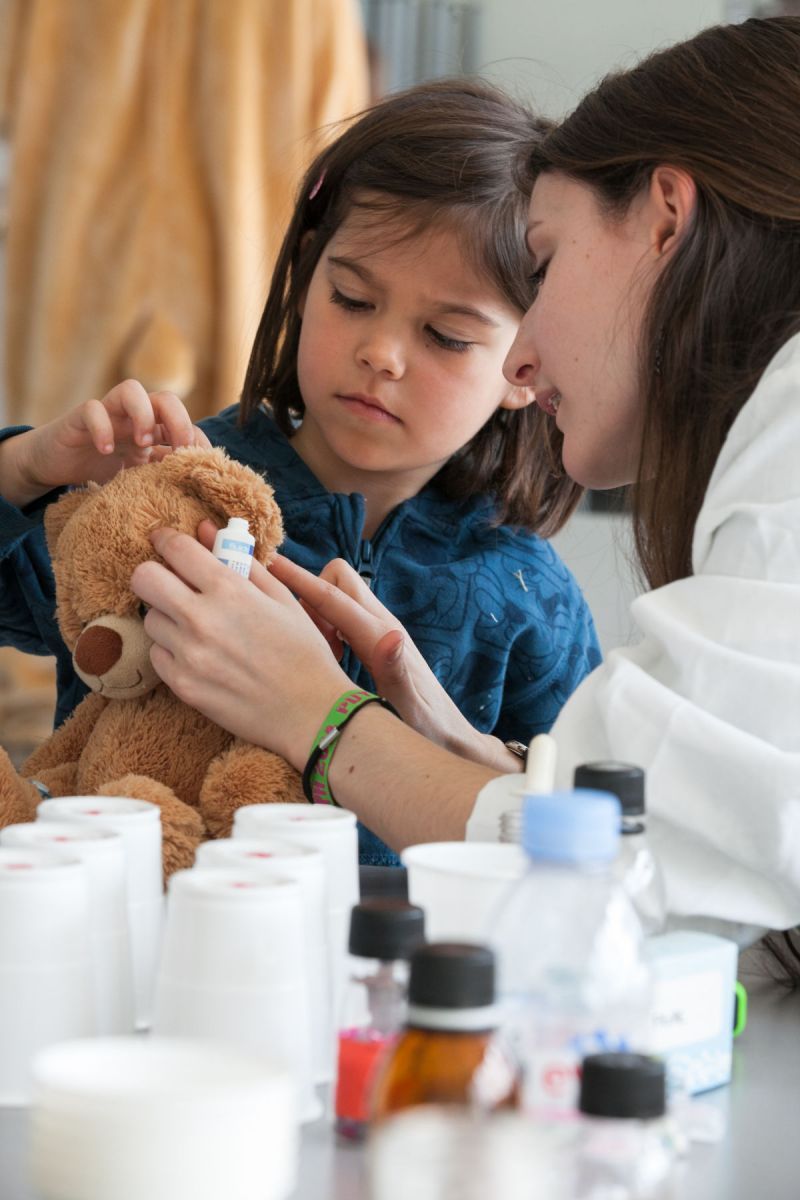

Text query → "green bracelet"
[302,689,394,805]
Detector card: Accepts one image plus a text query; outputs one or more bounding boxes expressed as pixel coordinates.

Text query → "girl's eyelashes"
[330,285,472,353]
[330,286,372,312]
[425,326,472,353]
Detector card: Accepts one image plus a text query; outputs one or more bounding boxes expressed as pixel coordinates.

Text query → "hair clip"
[308,171,326,201]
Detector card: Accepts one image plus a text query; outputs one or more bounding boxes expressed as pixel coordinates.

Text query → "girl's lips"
[337,394,400,423]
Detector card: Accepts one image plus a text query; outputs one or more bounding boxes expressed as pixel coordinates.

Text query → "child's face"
[294,210,530,499]
[504,173,662,491]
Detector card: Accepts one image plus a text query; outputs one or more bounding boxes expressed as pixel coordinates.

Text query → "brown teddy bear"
[0,447,305,875]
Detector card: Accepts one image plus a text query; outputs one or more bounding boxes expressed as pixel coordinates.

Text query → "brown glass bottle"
[371,943,517,1120]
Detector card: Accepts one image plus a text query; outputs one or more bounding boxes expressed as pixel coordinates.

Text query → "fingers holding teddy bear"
[132,526,352,771]
[0,379,210,508]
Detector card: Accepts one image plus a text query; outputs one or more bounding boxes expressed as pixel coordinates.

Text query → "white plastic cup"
[233,804,359,1024]
[0,847,94,1104]
[195,837,333,1082]
[153,867,319,1121]
[401,842,527,941]
[30,1036,298,1200]
[36,796,163,1029]
[1,821,134,1035]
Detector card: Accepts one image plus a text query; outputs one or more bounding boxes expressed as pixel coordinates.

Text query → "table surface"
[2,976,798,1199]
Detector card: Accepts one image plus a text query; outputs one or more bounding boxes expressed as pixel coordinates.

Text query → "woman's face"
[504,172,663,490]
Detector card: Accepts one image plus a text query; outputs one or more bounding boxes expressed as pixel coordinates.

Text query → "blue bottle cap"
[522,789,621,864]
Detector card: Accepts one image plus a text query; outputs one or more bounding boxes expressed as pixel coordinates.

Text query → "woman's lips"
[337,393,400,423]
[536,390,561,417]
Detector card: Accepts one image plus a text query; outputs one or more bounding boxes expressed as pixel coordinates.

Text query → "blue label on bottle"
[220,538,254,555]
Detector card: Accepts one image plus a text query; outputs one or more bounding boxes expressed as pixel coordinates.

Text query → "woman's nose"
[503,318,539,387]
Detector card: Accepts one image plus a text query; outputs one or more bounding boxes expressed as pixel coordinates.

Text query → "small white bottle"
[571,1052,676,1199]
[212,517,255,579]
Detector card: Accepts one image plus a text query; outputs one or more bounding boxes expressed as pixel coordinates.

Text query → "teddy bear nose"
[74,624,123,677]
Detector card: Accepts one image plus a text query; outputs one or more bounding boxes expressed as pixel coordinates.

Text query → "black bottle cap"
[574,762,646,817]
[408,942,495,1009]
[579,1053,666,1119]
[348,899,426,961]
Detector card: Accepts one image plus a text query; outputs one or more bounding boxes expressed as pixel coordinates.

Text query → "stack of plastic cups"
[36,796,163,1028]
[152,866,319,1121]
[0,846,93,1104]
[233,804,359,1034]
[194,836,332,1084]
[0,821,134,1035]
[30,1036,298,1200]
[400,842,527,941]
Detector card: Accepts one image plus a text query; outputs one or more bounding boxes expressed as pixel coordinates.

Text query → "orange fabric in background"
[0,0,369,423]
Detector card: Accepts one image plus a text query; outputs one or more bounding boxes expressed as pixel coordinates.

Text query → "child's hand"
[3,380,210,506]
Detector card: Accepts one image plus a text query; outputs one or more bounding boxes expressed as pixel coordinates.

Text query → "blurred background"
[0,0,790,759]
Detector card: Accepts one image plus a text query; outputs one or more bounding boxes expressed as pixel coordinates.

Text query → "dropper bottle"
[335,899,425,1142]
[499,734,558,843]
[212,517,255,579]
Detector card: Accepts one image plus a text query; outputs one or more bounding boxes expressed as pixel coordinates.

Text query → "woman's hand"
[1,379,210,507]
[269,555,517,768]
[131,528,353,769]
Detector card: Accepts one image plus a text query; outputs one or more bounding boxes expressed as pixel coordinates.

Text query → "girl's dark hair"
[530,17,800,982]
[526,16,800,585]
[239,78,583,535]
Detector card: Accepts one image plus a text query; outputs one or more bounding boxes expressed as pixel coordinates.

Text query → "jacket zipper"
[355,538,375,589]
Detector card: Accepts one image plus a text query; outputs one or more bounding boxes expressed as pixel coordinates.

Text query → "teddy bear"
[0,447,306,875]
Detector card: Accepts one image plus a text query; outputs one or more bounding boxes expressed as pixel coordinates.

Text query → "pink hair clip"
[309,171,326,201]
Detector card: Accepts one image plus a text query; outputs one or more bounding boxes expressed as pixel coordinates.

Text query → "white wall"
[550,511,641,655]
[477,0,727,116]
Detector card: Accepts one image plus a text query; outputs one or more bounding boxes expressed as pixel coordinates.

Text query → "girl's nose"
[357,331,405,378]
[503,319,539,388]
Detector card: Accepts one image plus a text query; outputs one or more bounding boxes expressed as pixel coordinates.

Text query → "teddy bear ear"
[156,447,284,564]
[44,485,102,557]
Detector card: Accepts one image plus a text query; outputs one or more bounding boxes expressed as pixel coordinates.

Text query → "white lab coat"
[551,332,800,943]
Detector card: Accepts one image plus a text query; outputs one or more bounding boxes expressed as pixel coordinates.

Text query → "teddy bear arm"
[0,747,44,827]
[25,762,80,798]
[21,692,107,776]
[199,741,306,840]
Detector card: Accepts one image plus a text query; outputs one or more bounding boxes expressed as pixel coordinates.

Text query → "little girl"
[0,79,600,863]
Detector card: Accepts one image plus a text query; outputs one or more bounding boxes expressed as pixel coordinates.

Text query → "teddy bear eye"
[137,603,150,620]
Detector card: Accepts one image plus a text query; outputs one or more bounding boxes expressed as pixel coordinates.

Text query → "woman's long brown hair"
[527,16,800,585]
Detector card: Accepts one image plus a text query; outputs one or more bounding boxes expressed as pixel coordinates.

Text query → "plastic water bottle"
[574,763,667,935]
[491,791,652,1119]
